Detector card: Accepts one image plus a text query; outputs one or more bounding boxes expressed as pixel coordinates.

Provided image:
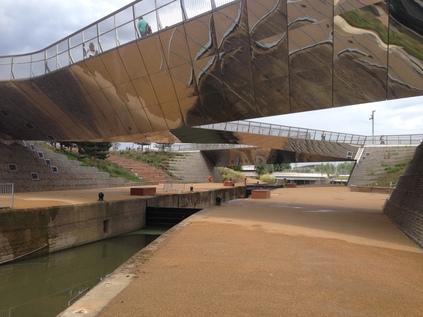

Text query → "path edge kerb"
[57,211,206,317]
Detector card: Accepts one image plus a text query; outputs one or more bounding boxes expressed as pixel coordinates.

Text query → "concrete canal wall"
[0,187,245,264]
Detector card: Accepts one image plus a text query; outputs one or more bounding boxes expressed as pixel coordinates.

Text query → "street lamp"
[369,110,375,142]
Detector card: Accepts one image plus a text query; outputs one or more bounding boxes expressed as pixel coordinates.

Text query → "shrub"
[259,173,276,184]
[217,167,245,182]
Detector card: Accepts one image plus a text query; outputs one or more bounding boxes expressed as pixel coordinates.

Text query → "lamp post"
[369,110,375,143]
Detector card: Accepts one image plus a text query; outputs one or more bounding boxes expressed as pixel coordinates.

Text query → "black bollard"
[98,192,104,201]
[190,186,194,192]
[216,196,221,206]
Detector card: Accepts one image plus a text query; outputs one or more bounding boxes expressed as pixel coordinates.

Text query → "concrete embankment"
[0,185,245,264]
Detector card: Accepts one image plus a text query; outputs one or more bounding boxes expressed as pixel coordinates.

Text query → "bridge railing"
[198,120,369,145]
[363,134,423,146]
[170,143,255,151]
[197,120,423,146]
[0,0,237,81]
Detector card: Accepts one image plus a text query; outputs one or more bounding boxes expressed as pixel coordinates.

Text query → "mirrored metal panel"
[247,0,289,116]
[137,36,167,75]
[83,56,114,89]
[217,3,256,115]
[149,71,179,104]
[387,0,423,99]
[3,0,423,143]
[117,44,148,80]
[334,3,388,106]
[288,0,334,112]
[158,25,192,69]
[184,14,217,61]
[168,63,197,100]
[100,50,130,85]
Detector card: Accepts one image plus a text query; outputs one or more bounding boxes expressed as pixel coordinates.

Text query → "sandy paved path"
[58,186,423,317]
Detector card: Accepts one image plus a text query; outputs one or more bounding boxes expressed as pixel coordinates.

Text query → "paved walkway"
[11,182,228,209]
[54,185,423,317]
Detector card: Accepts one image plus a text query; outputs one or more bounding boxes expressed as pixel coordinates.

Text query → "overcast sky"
[1,0,422,137]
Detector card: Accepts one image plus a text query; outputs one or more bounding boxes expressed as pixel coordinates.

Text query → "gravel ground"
[56,186,423,317]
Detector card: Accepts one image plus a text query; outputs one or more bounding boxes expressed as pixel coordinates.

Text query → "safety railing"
[196,120,423,146]
[363,134,423,146]
[170,143,256,151]
[197,120,368,145]
[0,0,238,81]
[0,183,14,209]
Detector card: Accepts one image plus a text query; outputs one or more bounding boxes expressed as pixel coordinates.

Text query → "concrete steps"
[108,154,174,183]
[349,146,417,186]
[0,142,136,192]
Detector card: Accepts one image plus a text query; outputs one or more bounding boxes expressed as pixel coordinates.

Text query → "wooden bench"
[286,183,297,188]
[251,190,270,199]
[130,187,156,196]
[223,181,234,187]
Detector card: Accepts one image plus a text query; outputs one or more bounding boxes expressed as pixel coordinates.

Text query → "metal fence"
[0,183,14,209]
[198,120,368,145]
[0,0,237,81]
[197,120,423,146]
[170,143,255,151]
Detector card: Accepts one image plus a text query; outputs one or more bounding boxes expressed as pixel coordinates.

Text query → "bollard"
[190,186,194,192]
[216,196,221,206]
[98,192,104,201]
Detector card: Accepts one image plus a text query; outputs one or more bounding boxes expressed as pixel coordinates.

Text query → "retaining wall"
[0,187,245,264]
[383,143,423,248]
[350,186,392,194]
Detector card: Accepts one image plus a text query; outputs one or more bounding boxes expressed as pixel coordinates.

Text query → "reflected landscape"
[0,230,162,317]
[0,0,421,143]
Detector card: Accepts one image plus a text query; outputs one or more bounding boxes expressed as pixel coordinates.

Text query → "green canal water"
[0,228,166,317]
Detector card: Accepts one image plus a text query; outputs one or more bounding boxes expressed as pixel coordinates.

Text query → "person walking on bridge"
[137,16,148,37]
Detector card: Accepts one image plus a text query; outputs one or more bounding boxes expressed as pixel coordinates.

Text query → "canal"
[0,228,166,317]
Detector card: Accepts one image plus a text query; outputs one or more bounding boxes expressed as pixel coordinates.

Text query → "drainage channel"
[0,228,165,317]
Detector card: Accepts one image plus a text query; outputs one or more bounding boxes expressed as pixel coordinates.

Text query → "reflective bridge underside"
[0,0,422,145]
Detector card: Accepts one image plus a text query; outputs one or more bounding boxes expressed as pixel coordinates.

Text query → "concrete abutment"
[0,187,245,264]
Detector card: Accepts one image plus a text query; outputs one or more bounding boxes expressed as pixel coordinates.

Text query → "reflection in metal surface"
[0,0,422,143]
[334,4,388,106]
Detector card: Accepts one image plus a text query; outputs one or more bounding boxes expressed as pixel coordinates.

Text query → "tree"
[255,164,274,176]
[59,142,76,152]
[135,142,151,152]
[154,143,172,154]
[336,162,355,175]
[111,143,120,151]
[75,142,112,160]
[314,163,336,176]
[274,163,291,171]
[229,166,242,172]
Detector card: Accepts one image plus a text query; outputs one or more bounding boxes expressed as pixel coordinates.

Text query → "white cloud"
[254,96,423,136]
[0,0,131,55]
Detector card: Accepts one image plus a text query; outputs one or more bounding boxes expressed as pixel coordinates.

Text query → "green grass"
[342,9,423,61]
[384,162,407,174]
[115,150,182,179]
[374,162,409,187]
